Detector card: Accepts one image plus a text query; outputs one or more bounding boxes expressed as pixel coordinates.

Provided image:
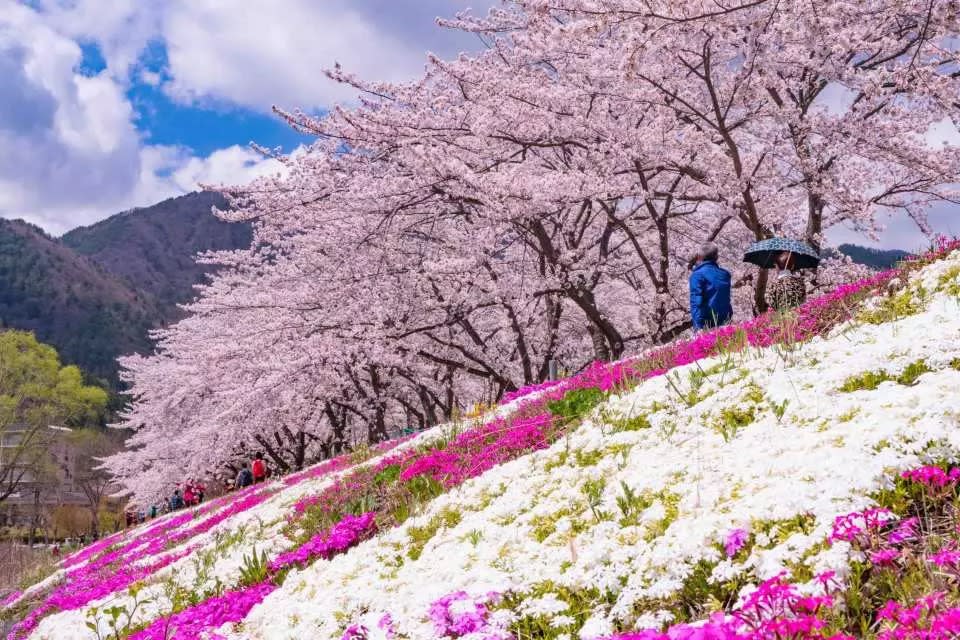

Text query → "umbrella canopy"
[743,238,820,269]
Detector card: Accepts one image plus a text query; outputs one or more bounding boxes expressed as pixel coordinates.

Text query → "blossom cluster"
[900,465,960,490]
[605,573,847,640]
[128,582,276,640]
[428,591,510,639]
[269,511,377,572]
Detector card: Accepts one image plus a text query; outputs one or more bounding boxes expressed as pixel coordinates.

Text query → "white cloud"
[0,0,496,234]
[132,144,287,206]
[160,0,427,110]
[34,0,161,79]
[34,0,496,112]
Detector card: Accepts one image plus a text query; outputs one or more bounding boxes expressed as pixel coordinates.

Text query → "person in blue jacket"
[689,242,733,330]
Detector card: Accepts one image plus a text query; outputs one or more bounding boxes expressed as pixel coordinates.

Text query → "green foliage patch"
[838,359,932,392]
[547,387,606,422]
[406,507,461,560]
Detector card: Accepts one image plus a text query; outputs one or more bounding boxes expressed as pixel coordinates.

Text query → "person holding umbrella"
[742,238,820,313]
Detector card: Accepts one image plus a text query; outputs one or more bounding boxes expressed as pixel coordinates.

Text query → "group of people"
[124,455,273,528]
[689,240,813,331]
[169,480,206,511]
[228,452,270,490]
[126,480,208,526]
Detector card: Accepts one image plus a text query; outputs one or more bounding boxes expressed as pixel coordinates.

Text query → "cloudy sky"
[0,0,496,234]
[0,0,955,249]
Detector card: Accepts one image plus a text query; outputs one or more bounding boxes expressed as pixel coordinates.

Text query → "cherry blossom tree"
[107,0,958,501]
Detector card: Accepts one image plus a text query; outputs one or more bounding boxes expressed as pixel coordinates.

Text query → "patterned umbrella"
[743,237,821,269]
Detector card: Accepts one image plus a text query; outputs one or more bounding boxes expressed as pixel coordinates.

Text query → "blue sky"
[0,0,955,248]
[74,40,310,157]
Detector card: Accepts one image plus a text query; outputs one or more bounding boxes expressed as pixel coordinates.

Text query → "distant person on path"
[236,463,254,489]
[149,504,158,519]
[767,251,807,312]
[251,453,267,484]
[170,489,185,510]
[689,242,733,331]
[183,484,195,507]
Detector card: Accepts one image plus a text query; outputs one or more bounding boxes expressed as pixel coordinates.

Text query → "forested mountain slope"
[0,192,250,383]
[62,191,251,323]
[0,219,157,383]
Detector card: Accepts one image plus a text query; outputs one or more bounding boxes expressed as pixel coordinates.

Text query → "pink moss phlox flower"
[429,591,509,639]
[886,517,918,545]
[901,466,959,491]
[341,623,369,640]
[928,547,960,568]
[724,528,749,558]
[127,581,275,640]
[1,590,22,608]
[399,413,555,488]
[828,507,895,545]
[601,573,852,640]
[60,529,125,568]
[870,549,901,567]
[874,593,960,640]
[269,511,377,573]
[502,379,566,403]
[603,613,744,639]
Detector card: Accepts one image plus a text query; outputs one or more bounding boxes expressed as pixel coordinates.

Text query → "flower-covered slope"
[7,246,960,640]
[233,252,960,639]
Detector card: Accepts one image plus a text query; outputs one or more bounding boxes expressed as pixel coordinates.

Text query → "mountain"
[0,192,251,385]
[5,244,960,639]
[0,218,158,384]
[62,191,252,322]
[838,242,910,270]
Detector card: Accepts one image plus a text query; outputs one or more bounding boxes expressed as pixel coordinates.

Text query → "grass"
[406,507,461,561]
[839,359,932,392]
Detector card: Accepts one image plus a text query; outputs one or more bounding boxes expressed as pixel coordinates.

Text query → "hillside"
[0,192,251,384]
[62,191,252,322]
[0,219,159,383]
[838,243,911,270]
[4,243,960,640]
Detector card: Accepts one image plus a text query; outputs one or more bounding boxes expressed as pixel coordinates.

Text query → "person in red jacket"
[183,484,195,506]
[251,453,267,484]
